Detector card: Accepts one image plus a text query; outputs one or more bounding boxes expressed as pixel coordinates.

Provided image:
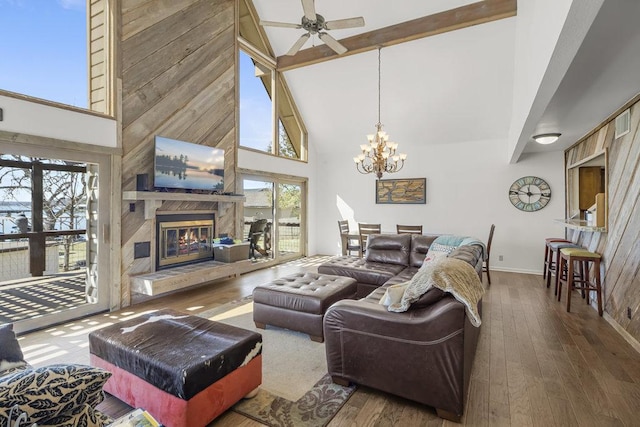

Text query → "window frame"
[238,27,308,162]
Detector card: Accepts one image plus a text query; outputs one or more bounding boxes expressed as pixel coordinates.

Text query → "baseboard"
[603,312,640,355]
[490,266,542,275]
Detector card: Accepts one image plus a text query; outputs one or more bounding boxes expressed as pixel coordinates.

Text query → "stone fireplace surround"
[122,191,247,296]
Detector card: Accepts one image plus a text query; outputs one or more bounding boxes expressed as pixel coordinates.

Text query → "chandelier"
[354,47,406,179]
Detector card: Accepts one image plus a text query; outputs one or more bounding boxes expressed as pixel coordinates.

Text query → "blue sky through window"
[239,50,273,152]
[0,0,87,107]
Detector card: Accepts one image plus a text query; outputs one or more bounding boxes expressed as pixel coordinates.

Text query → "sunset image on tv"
[154,136,224,191]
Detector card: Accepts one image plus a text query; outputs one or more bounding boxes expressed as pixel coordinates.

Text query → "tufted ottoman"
[253,272,357,342]
[88,309,262,427]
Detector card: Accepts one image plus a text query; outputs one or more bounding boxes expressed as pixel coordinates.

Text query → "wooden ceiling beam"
[276,0,517,72]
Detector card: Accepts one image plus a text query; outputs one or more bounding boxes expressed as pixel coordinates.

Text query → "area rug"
[199,297,356,427]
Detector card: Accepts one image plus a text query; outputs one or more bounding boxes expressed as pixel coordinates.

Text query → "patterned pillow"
[0,324,27,373]
[430,242,457,254]
[37,402,111,427]
[0,364,112,426]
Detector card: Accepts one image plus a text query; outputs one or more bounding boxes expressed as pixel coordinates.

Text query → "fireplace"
[156,214,214,269]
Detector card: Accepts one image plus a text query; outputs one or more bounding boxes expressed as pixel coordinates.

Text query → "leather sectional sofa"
[318,233,484,422]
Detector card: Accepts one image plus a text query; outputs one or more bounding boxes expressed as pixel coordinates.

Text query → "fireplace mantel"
[123,191,245,220]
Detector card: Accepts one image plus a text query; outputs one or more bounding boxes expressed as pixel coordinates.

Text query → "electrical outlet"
[498,255,504,261]
[628,307,632,319]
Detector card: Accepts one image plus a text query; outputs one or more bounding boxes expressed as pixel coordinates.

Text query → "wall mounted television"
[154,136,224,192]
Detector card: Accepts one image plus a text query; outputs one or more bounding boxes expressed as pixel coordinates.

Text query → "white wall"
[238,145,318,255]
[0,94,117,147]
[315,138,565,274]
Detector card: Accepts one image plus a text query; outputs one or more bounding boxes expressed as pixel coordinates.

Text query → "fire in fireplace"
[156,214,214,269]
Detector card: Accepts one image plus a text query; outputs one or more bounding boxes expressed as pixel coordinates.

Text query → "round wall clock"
[508,176,551,212]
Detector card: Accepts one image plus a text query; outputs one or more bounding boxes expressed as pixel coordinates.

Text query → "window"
[0,1,88,108]
[238,0,307,161]
[0,147,112,334]
[242,175,306,261]
[239,51,273,153]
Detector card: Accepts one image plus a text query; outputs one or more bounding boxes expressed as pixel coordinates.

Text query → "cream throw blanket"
[388,256,485,326]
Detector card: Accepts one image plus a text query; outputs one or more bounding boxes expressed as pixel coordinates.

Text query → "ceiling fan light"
[533,133,561,144]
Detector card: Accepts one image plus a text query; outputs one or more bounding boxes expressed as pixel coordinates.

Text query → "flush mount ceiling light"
[533,133,561,145]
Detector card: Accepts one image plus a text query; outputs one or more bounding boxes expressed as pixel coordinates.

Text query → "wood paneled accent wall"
[119,0,237,306]
[565,95,640,343]
[88,0,109,114]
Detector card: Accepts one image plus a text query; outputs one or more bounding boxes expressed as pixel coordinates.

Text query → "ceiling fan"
[259,0,365,56]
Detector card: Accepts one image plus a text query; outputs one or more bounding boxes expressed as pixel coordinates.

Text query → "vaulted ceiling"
[250,0,640,162]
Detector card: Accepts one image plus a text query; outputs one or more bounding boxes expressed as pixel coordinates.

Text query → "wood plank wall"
[565,98,640,342]
[119,0,237,306]
[88,0,108,113]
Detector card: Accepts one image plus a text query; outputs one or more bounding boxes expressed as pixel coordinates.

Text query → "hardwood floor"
[15,257,640,426]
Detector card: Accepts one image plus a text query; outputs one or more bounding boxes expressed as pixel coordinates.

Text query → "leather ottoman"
[253,272,357,342]
[88,309,262,427]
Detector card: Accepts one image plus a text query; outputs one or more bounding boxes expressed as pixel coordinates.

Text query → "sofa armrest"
[323,297,476,417]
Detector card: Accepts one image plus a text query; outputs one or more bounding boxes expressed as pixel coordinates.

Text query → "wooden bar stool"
[546,240,581,290]
[557,248,603,316]
[543,238,571,279]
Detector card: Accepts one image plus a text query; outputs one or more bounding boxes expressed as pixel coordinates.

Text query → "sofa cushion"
[365,234,411,266]
[448,244,484,275]
[318,256,405,286]
[0,324,26,374]
[0,364,111,425]
[409,234,439,268]
[383,266,420,287]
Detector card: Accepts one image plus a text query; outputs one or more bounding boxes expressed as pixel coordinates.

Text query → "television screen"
[154,136,224,192]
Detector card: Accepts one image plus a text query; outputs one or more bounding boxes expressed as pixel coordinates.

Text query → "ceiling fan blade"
[325,17,365,30]
[301,0,316,21]
[286,33,310,56]
[259,20,302,29]
[318,32,347,55]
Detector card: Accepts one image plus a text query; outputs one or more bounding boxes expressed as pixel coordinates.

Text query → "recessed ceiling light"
[533,133,561,144]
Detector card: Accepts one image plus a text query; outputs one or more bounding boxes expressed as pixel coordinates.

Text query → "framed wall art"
[376,178,426,204]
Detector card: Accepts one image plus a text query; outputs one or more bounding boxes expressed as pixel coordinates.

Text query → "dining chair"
[483,224,495,284]
[396,224,423,235]
[358,223,381,257]
[337,220,361,256]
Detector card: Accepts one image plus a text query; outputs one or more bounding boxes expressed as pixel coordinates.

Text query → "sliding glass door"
[242,174,305,262]
[277,182,303,260]
[0,142,113,333]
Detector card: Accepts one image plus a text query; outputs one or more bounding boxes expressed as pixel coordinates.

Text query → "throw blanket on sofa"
[434,235,487,260]
[387,256,485,326]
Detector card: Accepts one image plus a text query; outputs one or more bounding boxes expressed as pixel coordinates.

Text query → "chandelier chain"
[377,47,381,125]
[353,45,406,179]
